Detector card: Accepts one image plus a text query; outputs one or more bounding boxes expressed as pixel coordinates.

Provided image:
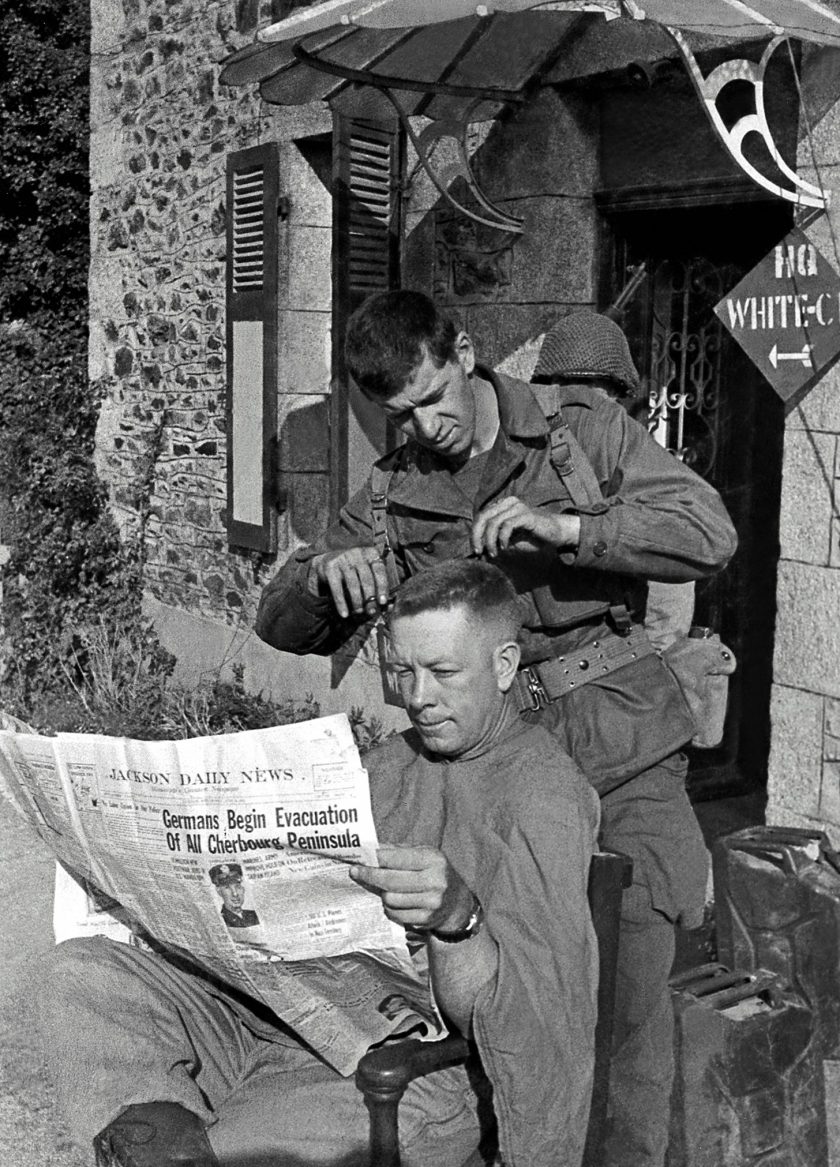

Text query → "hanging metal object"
[220,1,840,224]
[381,92,525,234]
[288,36,527,233]
[666,27,830,210]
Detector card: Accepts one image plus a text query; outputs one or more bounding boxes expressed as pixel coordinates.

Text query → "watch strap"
[429,897,484,943]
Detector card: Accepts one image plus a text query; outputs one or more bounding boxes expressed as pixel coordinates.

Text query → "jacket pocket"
[395,514,472,573]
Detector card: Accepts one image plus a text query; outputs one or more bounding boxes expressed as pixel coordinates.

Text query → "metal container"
[713,825,840,1061]
[666,962,826,1167]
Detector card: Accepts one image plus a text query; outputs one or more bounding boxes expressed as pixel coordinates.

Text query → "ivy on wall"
[0,0,136,711]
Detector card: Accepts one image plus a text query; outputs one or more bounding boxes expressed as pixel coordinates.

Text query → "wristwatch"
[429,897,484,944]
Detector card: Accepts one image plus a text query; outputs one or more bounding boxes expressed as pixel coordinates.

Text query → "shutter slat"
[226,142,279,553]
[338,117,401,301]
[332,115,404,514]
[232,161,267,293]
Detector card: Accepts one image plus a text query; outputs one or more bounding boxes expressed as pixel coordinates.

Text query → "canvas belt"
[514,623,657,712]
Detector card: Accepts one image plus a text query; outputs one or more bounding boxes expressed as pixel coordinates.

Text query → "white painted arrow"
[769,343,813,370]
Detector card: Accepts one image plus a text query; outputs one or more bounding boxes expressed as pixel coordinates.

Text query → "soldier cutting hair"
[256,290,738,1167]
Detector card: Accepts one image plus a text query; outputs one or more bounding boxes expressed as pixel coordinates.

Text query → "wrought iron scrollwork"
[666,27,830,211]
[646,257,733,480]
[383,91,525,234]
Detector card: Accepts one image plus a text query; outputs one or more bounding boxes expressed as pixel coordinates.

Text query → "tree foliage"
[0,0,90,322]
[0,0,130,708]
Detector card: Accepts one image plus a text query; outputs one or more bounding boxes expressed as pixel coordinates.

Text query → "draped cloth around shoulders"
[367,717,601,1167]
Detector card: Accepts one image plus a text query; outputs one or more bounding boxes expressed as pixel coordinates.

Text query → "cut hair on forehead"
[388,560,522,640]
[344,289,459,400]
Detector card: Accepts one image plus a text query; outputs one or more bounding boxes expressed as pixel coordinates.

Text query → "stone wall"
[766,88,840,842]
[89,0,331,638]
[89,2,603,715]
[403,88,600,375]
[88,0,373,713]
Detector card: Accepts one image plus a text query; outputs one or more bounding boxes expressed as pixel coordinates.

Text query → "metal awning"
[220,1,840,225]
[221,0,840,121]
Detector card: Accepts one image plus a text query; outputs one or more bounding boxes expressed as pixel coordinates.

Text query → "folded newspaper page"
[0,712,444,1074]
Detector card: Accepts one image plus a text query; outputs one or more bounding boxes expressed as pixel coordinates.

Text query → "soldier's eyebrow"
[393,650,460,671]
[390,387,439,415]
[399,368,450,408]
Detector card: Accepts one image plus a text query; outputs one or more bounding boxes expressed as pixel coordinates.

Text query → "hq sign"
[714,227,840,408]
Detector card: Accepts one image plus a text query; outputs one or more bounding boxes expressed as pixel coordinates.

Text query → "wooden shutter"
[226,142,279,551]
[331,117,404,513]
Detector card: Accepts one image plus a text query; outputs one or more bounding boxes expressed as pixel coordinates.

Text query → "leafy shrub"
[3,609,388,754]
[348,706,393,754]
[1,614,321,740]
[0,0,115,714]
[0,0,164,728]
[0,1,90,322]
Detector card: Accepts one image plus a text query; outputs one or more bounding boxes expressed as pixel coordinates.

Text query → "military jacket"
[256,371,737,789]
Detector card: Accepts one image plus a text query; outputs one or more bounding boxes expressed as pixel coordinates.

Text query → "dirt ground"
[0,794,87,1167]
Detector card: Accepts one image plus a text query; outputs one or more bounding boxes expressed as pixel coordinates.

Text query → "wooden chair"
[355,850,633,1167]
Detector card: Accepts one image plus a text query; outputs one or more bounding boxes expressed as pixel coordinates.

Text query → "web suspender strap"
[547,422,608,516]
[369,462,401,593]
[529,381,610,515]
[526,382,641,662]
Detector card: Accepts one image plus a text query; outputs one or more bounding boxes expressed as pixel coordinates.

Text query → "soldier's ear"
[493,640,521,693]
[455,331,475,376]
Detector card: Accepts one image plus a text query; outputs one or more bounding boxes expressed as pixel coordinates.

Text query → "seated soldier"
[38,560,599,1167]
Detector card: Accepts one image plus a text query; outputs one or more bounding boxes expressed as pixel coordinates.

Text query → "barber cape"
[367,716,600,1167]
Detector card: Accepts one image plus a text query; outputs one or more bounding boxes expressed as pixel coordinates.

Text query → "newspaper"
[0,712,444,1074]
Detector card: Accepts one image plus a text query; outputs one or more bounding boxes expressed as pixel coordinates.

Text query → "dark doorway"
[601,198,791,801]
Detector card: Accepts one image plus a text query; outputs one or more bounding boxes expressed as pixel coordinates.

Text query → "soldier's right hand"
[308,547,391,619]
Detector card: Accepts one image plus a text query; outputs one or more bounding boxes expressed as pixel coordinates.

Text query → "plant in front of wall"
[41,623,320,740]
[0,0,111,718]
[0,322,145,718]
[348,706,395,754]
[0,0,165,729]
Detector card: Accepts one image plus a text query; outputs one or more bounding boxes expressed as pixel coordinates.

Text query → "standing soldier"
[530,309,698,652]
[255,290,738,1167]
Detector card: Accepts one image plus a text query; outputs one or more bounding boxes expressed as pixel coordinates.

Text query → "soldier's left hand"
[472,496,580,557]
[349,844,474,932]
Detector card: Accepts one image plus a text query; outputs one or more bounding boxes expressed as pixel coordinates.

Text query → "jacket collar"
[481,366,551,439]
[385,367,590,517]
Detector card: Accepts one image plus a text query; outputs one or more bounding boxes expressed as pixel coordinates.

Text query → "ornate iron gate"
[607,202,788,799]
[646,257,734,483]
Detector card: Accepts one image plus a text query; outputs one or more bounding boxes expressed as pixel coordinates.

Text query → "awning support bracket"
[290,41,525,233]
[666,26,830,210]
[383,90,525,234]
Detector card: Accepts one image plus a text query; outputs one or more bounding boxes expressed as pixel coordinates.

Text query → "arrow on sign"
[769,343,814,370]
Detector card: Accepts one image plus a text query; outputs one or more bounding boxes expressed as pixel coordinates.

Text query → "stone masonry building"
[88,1,840,839]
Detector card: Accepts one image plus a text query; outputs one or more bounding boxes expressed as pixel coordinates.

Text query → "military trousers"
[38,936,482,1166]
[598,754,708,1167]
[521,704,708,1167]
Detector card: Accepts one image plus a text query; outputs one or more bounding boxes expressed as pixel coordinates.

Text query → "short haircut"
[344,290,458,399]
[388,560,522,639]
